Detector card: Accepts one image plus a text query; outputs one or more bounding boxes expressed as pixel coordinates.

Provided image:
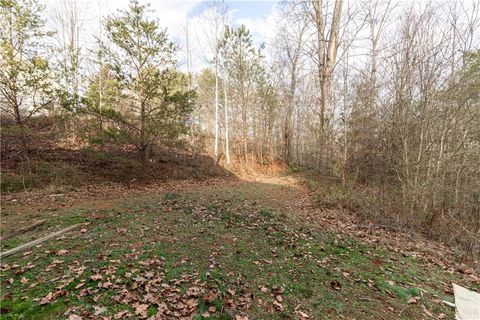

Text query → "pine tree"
[96,0,194,162]
[0,0,53,152]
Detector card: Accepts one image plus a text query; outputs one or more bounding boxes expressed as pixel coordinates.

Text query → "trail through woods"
[1,173,479,319]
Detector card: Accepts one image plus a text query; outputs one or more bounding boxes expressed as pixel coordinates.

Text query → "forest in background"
[1,0,480,258]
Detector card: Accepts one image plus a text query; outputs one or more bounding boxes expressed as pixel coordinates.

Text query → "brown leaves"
[45,260,63,272]
[98,280,113,289]
[90,274,102,281]
[186,298,198,309]
[105,268,231,319]
[114,310,130,319]
[295,309,310,319]
[133,302,149,318]
[56,249,69,256]
[258,285,268,293]
[468,273,480,283]
[74,282,85,289]
[186,286,201,297]
[272,300,284,311]
[93,306,107,316]
[256,285,288,313]
[407,297,418,304]
[40,289,67,305]
[203,291,217,303]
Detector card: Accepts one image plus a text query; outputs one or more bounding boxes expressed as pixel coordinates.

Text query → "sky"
[44,0,281,72]
[104,0,279,40]
[45,0,479,75]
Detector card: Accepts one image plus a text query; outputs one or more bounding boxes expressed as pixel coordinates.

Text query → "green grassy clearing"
[0,179,477,319]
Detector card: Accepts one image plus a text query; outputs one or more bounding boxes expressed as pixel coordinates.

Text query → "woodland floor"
[0,173,479,319]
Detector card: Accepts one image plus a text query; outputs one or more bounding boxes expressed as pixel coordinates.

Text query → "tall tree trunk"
[313,0,343,170]
[140,101,147,164]
[214,55,219,162]
[224,78,230,164]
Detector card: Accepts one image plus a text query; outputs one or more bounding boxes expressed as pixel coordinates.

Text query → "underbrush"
[1,141,236,194]
[303,172,480,261]
[227,157,287,178]
[1,162,86,193]
[1,117,236,194]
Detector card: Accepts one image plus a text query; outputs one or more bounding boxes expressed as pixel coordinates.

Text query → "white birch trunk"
[224,77,230,164]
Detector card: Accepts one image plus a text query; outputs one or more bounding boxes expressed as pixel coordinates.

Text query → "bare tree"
[311,0,343,170]
[364,0,393,109]
[197,0,228,162]
[223,75,231,164]
[275,3,309,164]
[50,0,82,111]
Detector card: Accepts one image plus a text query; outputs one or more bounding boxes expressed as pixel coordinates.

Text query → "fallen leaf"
[114,310,129,319]
[422,305,433,317]
[51,260,64,265]
[94,306,107,316]
[204,291,217,303]
[273,300,284,311]
[56,249,69,256]
[40,289,67,305]
[133,303,148,317]
[186,298,197,308]
[74,282,85,289]
[297,310,309,318]
[90,274,102,281]
[98,281,112,289]
[258,285,268,293]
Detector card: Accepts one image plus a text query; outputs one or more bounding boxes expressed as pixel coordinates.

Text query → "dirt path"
[252,174,300,187]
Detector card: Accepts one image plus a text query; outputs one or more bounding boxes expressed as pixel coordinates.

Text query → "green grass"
[1,179,477,319]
